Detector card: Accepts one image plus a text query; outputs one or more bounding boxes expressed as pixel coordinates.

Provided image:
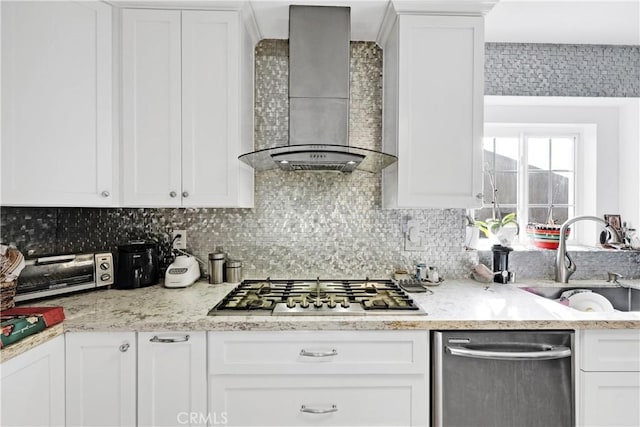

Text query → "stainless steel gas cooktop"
[208,278,426,316]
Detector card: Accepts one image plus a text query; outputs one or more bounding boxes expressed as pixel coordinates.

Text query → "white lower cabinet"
[578,329,640,427]
[66,332,137,427]
[65,331,206,427]
[580,371,640,427]
[137,332,207,427]
[208,330,429,426]
[1,335,65,427]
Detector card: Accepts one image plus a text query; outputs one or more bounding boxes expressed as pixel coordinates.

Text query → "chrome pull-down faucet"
[555,216,613,283]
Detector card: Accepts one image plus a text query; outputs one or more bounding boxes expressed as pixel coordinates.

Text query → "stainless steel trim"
[447,338,470,344]
[119,343,130,352]
[447,345,572,361]
[35,254,76,265]
[433,332,445,427]
[300,349,338,357]
[300,405,338,414]
[149,335,190,343]
[14,282,98,302]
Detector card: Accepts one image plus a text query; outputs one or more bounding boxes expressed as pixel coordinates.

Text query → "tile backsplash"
[1,40,638,280]
[485,43,640,97]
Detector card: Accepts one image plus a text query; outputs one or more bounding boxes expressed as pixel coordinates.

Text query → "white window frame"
[482,124,582,244]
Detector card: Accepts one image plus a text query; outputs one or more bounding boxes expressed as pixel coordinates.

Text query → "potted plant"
[473,169,519,246]
[475,213,519,246]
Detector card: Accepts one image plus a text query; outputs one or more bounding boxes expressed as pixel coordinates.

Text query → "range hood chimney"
[239,5,397,173]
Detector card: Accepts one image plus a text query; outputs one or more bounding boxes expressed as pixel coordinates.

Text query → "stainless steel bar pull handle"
[300,349,338,357]
[300,405,338,414]
[447,345,571,361]
[150,335,190,343]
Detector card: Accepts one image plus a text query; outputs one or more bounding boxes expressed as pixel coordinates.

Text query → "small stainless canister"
[208,253,225,284]
[225,260,242,284]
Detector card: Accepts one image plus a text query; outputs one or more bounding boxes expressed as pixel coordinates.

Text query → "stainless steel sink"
[524,285,640,312]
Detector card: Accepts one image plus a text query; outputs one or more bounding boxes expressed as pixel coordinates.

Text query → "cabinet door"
[66,332,136,427]
[1,335,65,427]
[209,375,427,427]
[383,15,484,208]
[182,11,241,207]
[580,329,640,372]
[122,9,182,207]
[209,330,428,375]
[580,371,640,427]
[1,1,113,207]
[137,332,207,427]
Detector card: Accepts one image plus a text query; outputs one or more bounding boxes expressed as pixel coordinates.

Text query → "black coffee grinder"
[492,244,513,284]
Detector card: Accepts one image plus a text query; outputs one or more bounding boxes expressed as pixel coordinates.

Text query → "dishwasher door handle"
[447,345,571,361]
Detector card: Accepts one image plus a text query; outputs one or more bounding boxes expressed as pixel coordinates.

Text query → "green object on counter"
[1,315,46,348]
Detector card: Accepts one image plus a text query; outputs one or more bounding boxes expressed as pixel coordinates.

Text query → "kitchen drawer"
[209,375,427,427]
[579,371,640,427]
[208,330,429,375]
[580,330,640,372]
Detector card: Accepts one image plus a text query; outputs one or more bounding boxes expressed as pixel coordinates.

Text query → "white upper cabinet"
[121,8,255,208]
[1,1,114,207]
[381,14,484,208]
[121,9,182,207]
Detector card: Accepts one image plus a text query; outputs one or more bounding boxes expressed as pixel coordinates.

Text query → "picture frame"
[604,214,622,231]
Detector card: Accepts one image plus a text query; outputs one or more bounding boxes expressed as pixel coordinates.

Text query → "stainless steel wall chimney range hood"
[239,5,397,173]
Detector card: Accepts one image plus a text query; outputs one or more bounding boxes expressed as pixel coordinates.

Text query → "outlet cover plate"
[172,230,186,250]
[404,220,425,251]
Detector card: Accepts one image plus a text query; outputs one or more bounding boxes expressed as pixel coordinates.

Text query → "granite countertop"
[27,278,640,332]
[3,278,639,361]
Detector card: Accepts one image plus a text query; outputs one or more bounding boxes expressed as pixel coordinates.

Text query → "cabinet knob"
[475,193,483,200]
[119,343,130,352]
[170,191,177,198]
[182,191,189,198]
[101,190,110,197]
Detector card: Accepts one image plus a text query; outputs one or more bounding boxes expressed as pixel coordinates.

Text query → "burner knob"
[341,299,350,308]
[301,297,309,309]
[287,297,295,309]
[314,298,323,308]
[327,297,336,309]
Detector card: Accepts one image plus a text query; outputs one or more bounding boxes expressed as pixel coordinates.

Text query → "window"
[477,132,577,238]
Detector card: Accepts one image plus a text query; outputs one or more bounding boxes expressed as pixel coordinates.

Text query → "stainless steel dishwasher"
[433,330,574,427]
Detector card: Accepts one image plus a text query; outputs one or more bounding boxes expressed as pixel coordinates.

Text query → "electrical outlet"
[404,220,425,251]
[172,230,187,250]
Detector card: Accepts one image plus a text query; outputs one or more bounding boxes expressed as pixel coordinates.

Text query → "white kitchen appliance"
[164,255,200,288]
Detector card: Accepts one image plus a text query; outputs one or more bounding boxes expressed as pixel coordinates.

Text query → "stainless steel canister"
[208,253,225,284]
[225,260,242,284]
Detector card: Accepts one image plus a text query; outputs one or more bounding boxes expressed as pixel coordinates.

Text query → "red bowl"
[526,223,571,250]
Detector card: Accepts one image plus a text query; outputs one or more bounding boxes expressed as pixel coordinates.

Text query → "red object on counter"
[0,306,65,349]
[1,306,65,327]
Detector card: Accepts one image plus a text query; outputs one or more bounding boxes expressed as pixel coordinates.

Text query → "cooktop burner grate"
[207,278,427,316]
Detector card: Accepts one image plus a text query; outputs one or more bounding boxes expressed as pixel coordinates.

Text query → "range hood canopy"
[239,5,398,173]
